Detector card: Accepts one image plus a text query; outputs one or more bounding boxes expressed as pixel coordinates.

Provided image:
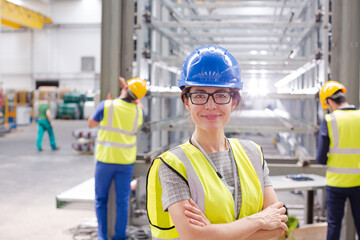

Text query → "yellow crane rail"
[1,0,52,29]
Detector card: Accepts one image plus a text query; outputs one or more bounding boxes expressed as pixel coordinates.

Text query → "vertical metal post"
[322,0,329,84]
[330,2,359,238]
[330,0,360,107]
[100,0,122,100]
[107,181,116,238]
[100,0,135,238]
[305,190,314,224]
[121,0,135,80]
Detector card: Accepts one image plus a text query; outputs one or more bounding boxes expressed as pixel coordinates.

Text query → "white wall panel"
[0,0,102,91]
[32,30,52,73]
[33,28,101,73]
[0,31,33,89]
[51,0,102,24]
[0,31,32,74]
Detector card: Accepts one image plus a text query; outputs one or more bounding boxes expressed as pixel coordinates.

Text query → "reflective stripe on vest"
[328,113,360,155]
[146,138,263,240]
[325,110,360,187]
[96,99,142,164]
[99,100,139,136]
[239,139,264,194]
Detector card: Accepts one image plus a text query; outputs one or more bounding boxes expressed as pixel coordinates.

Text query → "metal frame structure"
[132,0,331,160]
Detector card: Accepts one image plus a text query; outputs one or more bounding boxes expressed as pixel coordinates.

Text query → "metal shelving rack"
[132,0,330,161]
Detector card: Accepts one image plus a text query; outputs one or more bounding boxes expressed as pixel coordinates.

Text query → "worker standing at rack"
[37,95,58,151]
[317,80,360,240]
[88,76,147,240]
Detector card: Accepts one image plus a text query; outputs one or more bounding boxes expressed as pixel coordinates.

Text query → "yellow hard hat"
[319,81,347,109]
[127,77,147,99]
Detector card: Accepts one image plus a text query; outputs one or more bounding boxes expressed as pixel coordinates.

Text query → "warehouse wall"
[0,31,32,89]
[0,0,102,91]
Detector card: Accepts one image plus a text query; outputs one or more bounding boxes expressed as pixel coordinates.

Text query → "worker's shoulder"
[229,138,260,147]
[39,103,50,109]
[156,141,190,159]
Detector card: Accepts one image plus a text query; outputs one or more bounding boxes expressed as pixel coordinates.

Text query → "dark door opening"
[36,80,59,89]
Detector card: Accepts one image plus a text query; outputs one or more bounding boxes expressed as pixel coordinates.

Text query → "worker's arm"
[88,116,99,128]
[88,100,105,128]
[132,99,144,109]
[244,186,284,239]
[170,199,287,240]
[244,229,285,240]
[263,186,278,209]
[316,118,330,165]
[46,109,54,127]
[119,76,127,88]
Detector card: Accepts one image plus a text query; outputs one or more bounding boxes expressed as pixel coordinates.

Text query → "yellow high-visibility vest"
[325,110,360,187]
[96,99,143,164]
[147,138,264,240]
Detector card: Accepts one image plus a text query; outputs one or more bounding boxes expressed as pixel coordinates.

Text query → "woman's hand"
[184,198,210,227]
[250,201,288,231]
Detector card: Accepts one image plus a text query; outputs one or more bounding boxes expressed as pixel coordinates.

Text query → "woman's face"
[184,86,236,131]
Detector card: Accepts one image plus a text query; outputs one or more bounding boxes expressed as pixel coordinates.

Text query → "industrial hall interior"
[0,0,359,240]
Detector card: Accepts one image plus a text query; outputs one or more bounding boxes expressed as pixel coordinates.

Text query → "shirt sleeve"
[316,118,330,165]
[263,160,272,186]
[92,100,106,122]
[158,161,190,211]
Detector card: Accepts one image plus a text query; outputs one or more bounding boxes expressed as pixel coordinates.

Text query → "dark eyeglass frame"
[186,91,234,105]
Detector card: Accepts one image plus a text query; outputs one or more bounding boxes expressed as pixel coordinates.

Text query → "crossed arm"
[168,186,287,240]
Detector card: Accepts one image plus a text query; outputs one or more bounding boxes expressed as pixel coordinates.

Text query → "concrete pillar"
[100,0,134,100]
[330,0,360,107]
[100,0,135,238]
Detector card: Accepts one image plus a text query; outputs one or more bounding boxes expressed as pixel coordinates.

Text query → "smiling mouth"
[201,115,220,120]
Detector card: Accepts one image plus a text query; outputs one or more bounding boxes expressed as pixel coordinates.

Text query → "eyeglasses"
[187,92,234,105]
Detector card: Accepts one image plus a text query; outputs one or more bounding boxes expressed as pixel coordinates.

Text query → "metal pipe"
[150,19,313,29]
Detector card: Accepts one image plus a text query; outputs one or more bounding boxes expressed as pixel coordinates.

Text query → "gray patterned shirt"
[158,148,272,213]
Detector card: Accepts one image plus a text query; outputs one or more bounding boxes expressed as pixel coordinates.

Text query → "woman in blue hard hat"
[147,46,288,240]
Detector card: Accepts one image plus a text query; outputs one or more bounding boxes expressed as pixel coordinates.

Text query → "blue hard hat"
[178,45,243,90]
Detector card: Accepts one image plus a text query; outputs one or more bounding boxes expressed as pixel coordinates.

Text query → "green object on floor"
[280,215,299,240]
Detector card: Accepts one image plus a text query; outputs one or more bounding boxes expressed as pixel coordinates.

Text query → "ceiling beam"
[1,0,52,29]
[151,19,313,29]
[1,18,20,29]
[168,31,302,38]
[170,2,302,9]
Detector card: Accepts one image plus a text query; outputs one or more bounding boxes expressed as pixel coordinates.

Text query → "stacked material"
[57,103,80,120]
[72,128,98,153]
[83,101,95,120]
[57,91,86,119]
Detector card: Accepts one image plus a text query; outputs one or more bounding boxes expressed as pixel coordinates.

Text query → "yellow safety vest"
[325,110,360,187]
[147,138,264,240]
[96,99,143,164]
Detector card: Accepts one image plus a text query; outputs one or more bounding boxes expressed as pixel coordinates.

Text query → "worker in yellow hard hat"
[317,80,360,240]
[88,76,147,240]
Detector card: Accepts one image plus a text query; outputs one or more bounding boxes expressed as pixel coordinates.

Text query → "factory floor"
[0,119,323,240]
[0,120,96,240]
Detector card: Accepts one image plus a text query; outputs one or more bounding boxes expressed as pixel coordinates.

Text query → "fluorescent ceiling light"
[274,60,318,88]
[7,0,24,5]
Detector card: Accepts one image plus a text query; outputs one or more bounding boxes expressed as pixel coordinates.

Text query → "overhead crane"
[0,0,51,29]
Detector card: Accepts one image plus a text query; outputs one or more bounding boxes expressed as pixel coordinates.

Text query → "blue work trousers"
[37,119,56,150]
[95,161,134,240]
[326,185,360,240]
